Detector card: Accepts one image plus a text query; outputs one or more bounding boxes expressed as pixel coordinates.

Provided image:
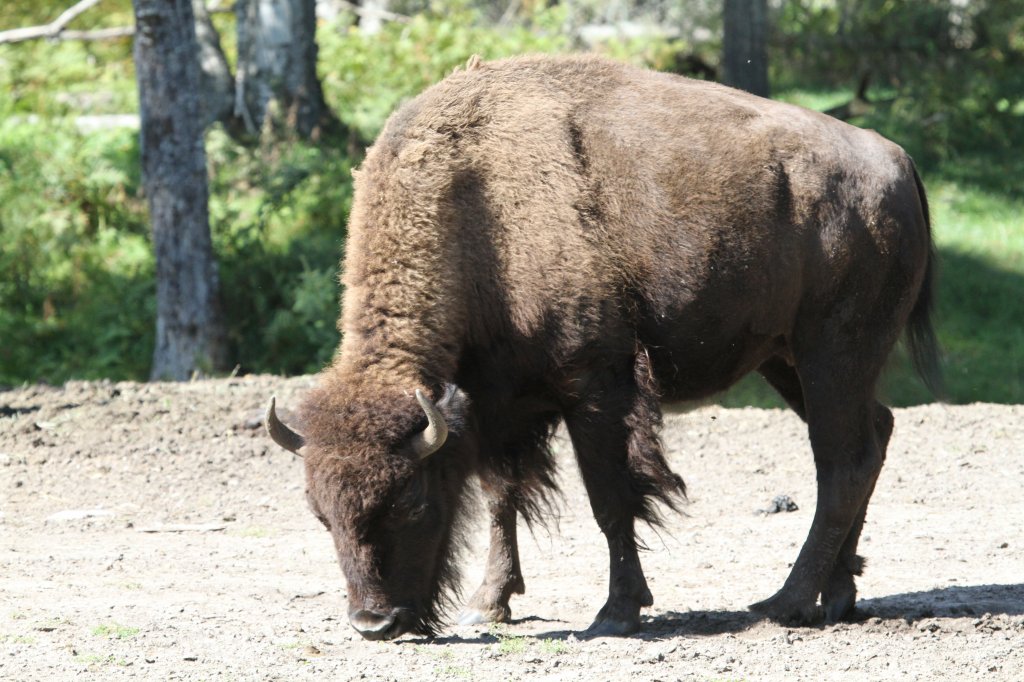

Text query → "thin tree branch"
[0,0,109,44]
[47,0,104,31]
[51,26,135,41]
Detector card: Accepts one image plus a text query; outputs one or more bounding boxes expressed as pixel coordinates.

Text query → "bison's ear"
[435,383,470,437]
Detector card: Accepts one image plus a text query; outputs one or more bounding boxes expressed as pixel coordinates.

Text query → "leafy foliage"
[773,0,1024,180]
[206,129,352,376]
[0,1,1021,404]
[0,5,578,383]
[0,112,152,384]
[0,0,137,116]
[318,3,573,141]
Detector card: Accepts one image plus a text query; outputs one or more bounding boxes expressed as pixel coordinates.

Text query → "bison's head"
[265,385,474,641]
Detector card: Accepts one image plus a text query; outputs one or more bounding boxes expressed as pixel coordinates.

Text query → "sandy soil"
[1,375,1022,681]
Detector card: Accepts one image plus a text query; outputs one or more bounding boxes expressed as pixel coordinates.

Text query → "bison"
[266,54,941,641]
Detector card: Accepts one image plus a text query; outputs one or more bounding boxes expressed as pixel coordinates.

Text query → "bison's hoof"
[583,616,641,638]
[749,592,823,626]
[456,605,510,627]
[582,598,645,638]
[821,581,857,623]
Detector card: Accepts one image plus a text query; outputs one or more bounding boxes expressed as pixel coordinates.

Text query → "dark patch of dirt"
[2,376,1022,680]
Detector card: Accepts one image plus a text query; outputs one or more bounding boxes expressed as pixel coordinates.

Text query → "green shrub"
[773,0,1024,185]
[0,6,582,384]
[1,3,1021,405]
[0,112,152,384]
[0,0,137,117]
[207,128,352,376]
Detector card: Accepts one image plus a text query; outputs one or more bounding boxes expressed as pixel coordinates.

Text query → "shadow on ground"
[858,583,1024,619]
[428,584,1024,645]
[513,610,761,642]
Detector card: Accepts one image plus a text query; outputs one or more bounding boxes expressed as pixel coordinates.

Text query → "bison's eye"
[384,475,429,526]
[385,500,429,528]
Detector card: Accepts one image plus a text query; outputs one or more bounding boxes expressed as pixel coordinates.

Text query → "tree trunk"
[235,0,335,139]
[191,0,236,130]
[358,0,391,35]
[133,0,228,381]
[722,0,770,98]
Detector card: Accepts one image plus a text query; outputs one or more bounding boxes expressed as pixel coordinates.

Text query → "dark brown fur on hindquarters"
[264,54,942,641]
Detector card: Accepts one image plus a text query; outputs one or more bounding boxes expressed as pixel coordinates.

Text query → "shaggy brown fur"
[284,53,940,640]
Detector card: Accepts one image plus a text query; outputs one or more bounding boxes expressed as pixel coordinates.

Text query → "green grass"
[488,624,530,656]
[496,633,529,656]
[2,634,36,645]
[78,652,130,668]
[91,623,139,640]
[924,181,1024,404]
[485,626,574,659]
[538,637,571,655]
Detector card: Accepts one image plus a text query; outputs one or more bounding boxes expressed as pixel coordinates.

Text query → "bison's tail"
[906,164,946,400]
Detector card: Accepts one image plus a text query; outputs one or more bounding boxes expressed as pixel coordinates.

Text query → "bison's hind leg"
[750,349,897,625]
[751,357,895,625]
[459,415,559,626]
[819,401,893,622]
[457,489,525,625]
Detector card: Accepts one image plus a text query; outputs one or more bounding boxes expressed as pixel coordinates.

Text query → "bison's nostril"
[349,609,397,640]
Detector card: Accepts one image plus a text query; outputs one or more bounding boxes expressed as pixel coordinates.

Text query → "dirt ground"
[1,375,1022,681]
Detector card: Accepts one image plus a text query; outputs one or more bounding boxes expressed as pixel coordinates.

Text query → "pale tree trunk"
[191,0,235,130]
[235,0,335,139]
[358,0,391,35]
[133,0,228,381]
[723,0,770,98]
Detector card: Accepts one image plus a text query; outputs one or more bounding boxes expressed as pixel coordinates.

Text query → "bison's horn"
[265,396,306,456]
[411,389,448,460]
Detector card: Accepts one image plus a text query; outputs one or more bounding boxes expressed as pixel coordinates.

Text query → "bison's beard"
[410,485,477,638]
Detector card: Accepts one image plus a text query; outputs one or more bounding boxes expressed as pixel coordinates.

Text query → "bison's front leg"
[457,490,525,625]
[563,354,684,636]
